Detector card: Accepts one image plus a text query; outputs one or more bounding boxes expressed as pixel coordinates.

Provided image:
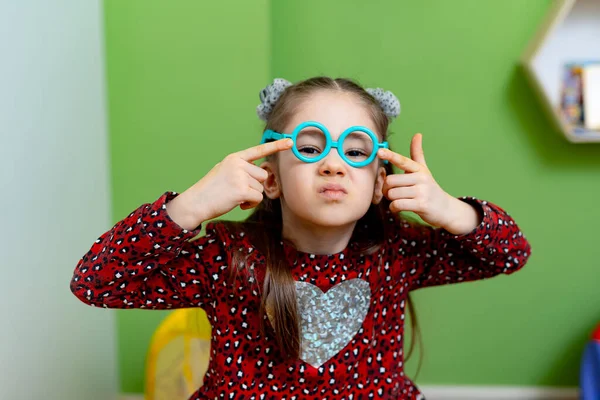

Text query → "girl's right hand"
[166,138,293,230]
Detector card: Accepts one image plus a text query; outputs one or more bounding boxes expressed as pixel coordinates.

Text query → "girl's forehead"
[285,91,377,135]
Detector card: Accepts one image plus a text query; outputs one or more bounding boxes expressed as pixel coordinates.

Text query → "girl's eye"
[298,146,321,155]
[345,149,368,159]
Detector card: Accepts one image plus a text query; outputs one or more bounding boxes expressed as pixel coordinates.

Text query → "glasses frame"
[260,121,389,167]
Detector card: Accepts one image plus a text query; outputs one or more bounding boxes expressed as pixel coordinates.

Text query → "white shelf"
[521,0,600,143]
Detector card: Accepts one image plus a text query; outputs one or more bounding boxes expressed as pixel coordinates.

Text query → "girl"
[71,76,531,399]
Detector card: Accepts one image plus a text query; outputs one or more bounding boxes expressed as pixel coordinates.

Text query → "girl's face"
[262,90,386,228]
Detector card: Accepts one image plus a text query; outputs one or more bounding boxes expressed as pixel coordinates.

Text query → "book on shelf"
[560,61,600,132]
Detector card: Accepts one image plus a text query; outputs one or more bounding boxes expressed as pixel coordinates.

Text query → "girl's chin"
[283,199,369,226]
[304,211,364,228]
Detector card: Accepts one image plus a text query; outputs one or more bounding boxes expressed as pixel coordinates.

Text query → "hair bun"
[366,87,401,119]
[257,78,293,121]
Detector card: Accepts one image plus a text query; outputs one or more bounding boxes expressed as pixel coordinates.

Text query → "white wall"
[0,1,117,399]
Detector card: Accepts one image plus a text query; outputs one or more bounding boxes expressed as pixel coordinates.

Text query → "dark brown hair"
[225,76,422,373]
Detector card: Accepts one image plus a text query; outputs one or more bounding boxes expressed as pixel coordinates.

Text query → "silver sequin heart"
[268,279,371,368]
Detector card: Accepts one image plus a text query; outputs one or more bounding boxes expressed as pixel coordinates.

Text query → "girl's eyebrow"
[300,128,323,135]
[299,126,345,133]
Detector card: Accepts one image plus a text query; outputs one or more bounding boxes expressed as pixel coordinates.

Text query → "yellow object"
[145,309,212,400]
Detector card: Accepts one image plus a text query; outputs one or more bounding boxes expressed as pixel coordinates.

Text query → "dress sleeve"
[386,197,531,290]
[70,191,227,310]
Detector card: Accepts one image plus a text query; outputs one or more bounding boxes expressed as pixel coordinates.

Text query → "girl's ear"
[260,161,282,199]
[372,166,386,204]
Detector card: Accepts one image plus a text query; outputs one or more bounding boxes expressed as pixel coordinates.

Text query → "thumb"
[410,133,427,167]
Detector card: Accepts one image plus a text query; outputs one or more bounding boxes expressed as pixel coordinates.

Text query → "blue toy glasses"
[260,121,388,168]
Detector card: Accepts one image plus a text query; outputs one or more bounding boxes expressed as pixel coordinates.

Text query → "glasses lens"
[342,131,374,163]
[295,127,327,159]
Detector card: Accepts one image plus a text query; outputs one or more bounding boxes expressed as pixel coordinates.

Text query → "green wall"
[104,0,600,393]
[103,0,271,392]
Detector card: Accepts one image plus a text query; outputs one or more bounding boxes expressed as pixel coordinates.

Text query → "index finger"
[237,138,293,162]
[377,148,422,173]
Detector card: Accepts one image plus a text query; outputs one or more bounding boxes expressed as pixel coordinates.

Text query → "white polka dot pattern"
[71,192,531,399]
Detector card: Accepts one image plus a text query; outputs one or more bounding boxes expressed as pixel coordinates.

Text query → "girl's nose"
[318,151,346,176]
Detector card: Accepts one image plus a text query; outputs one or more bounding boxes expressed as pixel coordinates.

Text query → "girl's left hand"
[377,134,477,233]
